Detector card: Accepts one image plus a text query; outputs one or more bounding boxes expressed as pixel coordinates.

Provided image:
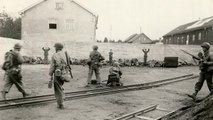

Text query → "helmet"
[113,62,119,66]
[14,43,22,49]
[201,42,211,50]
[93,45,98,50]
[54,43,63,50]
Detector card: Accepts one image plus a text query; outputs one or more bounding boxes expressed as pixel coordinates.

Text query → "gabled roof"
[164,16,213,37]
[124,33,137,42]
[125,33,152,43]
[19,0,97,17]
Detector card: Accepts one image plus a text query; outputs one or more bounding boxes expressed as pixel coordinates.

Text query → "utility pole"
[140,26,142,33]
[110,24,112,41]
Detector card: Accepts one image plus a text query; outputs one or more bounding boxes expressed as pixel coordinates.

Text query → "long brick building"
[163,16,213,45]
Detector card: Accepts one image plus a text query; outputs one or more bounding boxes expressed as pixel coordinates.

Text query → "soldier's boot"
[58,105,65,109]
[85,83,91,87]
[96,83,103,88]
[23,92,30,98]
[188,92,197,101]
[1,91,7,100]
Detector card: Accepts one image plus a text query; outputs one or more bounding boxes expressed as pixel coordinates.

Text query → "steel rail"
[112,105,158,120]
[0,74,193,104]
[0,74,198,110]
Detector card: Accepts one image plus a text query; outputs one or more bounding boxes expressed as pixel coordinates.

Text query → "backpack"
[91,51,104,62]
[92,53,100,62]
[2,51,13,71]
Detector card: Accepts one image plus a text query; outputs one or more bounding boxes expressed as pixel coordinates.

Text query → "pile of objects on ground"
[23,56,48,64]
[22,56,196,67]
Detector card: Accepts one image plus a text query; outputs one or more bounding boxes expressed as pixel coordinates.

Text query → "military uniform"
[87,46,104,85]
[190,42,213,100]
[107,62,122,86]
[1,43,28,100]
[109,50,113,64]
[49,43,69,109]
[195,50,213,93]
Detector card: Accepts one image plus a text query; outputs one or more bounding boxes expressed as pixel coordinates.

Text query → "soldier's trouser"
[54,76,64,106]
[195,71,213,93]
[109,57,113,64]
[2,72,26,94]
[87,67,101,84]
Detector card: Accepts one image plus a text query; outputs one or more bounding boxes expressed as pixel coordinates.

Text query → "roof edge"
[19,0,46,15]
[19,0,97,17]
[71,0,97,17]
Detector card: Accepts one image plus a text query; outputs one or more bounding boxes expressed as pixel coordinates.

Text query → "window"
[186,35,189,45]
[192,34,195,42]
[187,35,189,41]
[49,24,57,29]
[48,19,57,29]
[198,32,201,40]
[177,37,179,44]
[181,36,184,44]
[56,2,64,10]
[65,19,75,31]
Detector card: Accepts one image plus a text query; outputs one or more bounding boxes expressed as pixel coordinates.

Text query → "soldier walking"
[49,43,71,109]
[189,42,213,100]
[86,45,104,87]
[1,43,29,100]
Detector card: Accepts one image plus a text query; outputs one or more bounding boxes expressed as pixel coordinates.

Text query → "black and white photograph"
[0,0,213,120]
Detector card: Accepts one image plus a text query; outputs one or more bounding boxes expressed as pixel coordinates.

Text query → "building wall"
[21,0,97,54]
[163,26,213,45]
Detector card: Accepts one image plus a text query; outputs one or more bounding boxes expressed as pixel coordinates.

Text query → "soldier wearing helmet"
[107,61,123,86]
[49,42,71,109]
[86,45,105,87]
[189,42,213,101]
[1,43,29,100]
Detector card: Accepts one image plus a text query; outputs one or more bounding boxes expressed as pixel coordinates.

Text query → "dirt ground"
[0,65,210,120]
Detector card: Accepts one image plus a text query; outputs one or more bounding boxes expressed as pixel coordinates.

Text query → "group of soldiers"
[1,42,213,109]
[1,43,122,109]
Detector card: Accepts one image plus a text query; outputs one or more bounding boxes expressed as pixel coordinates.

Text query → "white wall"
[21,0,97,55]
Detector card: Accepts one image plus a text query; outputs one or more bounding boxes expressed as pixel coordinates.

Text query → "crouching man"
[107,62,123,86]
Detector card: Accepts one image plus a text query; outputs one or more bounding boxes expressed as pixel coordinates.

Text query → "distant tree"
[12,18,21,39]
[0,13,21,40]
[117,39,122,43]
[104,37,108,43]
[108,39,114,43]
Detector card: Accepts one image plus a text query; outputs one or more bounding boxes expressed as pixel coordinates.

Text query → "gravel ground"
[0,65,210,120]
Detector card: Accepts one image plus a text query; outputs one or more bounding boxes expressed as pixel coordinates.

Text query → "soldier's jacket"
[109,66,122,75]
[109,51,113,56]
[199,50,213,71]
[2,50,23,72]
[109,66,122,77]
[88,50,104,66]
[49,51,69,76]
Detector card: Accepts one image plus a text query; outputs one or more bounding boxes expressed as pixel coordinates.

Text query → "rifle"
[65,51,73,79]
[180,49,200,60]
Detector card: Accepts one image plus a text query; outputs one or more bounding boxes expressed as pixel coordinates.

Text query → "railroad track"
[0,74,198,110]
[112,104,184,120]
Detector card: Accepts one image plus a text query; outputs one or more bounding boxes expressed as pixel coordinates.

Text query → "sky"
[1,0,213,41]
